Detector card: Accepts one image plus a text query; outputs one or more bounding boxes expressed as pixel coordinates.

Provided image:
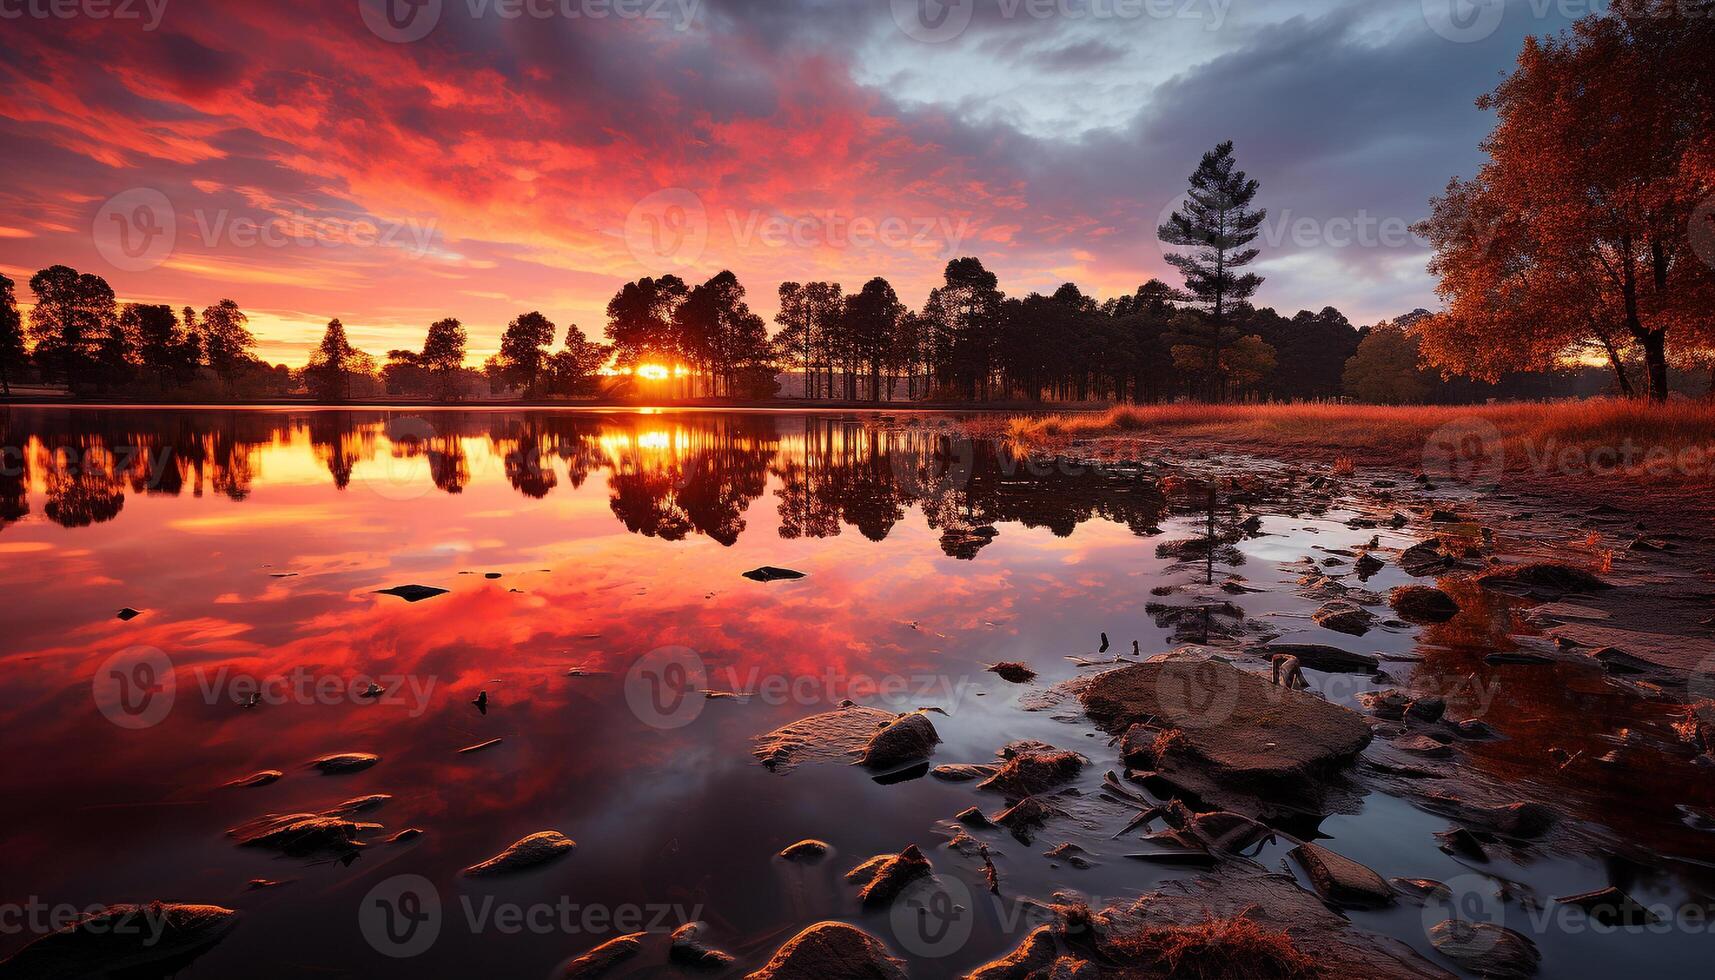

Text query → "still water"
[0,408,1709,978]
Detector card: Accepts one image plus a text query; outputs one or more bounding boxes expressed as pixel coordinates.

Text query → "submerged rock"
[857,712,941,770]
[0,902,237,980]
[845,845,931,907]
[560,932,646,978]
[743,921,906,980]
[992,796,1064,844]
[931,763,999,782]
[1313,600,1376,636]
[1553,886,1659,926]
[374,584,448,602]
[226,769,284,788]
[1400,539,1454,576]
[1390,586,1461,623]
[743,566,806,582]
[463,830,576,876]
[1290,842,1395,909]
[1428,920,1540,979]
[323,794,390,817]
[308,752,379,775]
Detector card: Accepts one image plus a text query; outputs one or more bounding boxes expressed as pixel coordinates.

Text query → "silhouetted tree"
[605,275,688,370]
[200,299,256,391]
[1159,141,1267,401]
[305,318,376,402]
[28,265,116,391]
[490,311,557,395]
[844,277,905,401]
[421,318,468,401]
[0,275,26,395]
[674,271,772,397]
[547,324,610,396]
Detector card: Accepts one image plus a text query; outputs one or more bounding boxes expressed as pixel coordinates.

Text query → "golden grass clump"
[1107,913,1318,980]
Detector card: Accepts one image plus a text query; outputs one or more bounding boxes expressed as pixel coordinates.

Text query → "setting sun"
[636,364,671,381]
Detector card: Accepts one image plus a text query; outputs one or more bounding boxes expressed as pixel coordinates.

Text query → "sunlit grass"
[995,399,1715,488]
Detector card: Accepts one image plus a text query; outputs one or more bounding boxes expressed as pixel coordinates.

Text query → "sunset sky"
[0,0,1578,365]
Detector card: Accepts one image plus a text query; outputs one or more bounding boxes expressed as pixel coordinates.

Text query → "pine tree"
[1158,141,1266,401]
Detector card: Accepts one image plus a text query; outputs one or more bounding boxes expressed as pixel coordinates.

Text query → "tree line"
[2,2,1707,405]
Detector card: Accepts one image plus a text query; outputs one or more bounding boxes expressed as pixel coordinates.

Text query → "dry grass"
[994,399,1715,493]
[1108,913,1318,980]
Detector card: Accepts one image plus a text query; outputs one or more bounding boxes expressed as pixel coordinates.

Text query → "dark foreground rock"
[1390,586,1461,623]
[777,839,830,863]
[462,830,576,876]
[559,932,645,978]
[1081,658,1371,815]
[745,921,906,980]
[1313,600,1376,636]
[669,922,736,969]
[308,752,379,774]
[0,902,237,980]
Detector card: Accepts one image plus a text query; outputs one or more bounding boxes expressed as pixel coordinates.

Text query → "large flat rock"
[1543,622,1715,674]
[1080,659,1371,805]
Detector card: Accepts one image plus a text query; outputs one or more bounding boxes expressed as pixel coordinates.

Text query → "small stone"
[778,839,830,863]
[1429,919,1541,979]
[1390,586,1460,623]
[463,830,576,876]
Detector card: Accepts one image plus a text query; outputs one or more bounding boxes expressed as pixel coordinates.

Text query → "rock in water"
[1476,563,1609,599]
[0,903,237,979]
[669,922,736,969]
[778,839,830,863]
[1081,659,1371,815]
[1313,600,1376,636]
[1400,539,1454,576]
[1390,586,1461,623]
[744,921,906,980]
[1553,886,1659,926]
[116,607,144,621]
[1290,842,1395,908]
[309,752,379,774]
[1429,920,1541,979]
[226,769,284,788]
[374,584,448,602]
[743,566,806,582]
[754,705,897,773]
[987,661,1037,683]
[560,933,646,978]
[845,845,931,907]
[976,745,1087,798]
[966,925,1060,980]
[931,763,999,782]
[229,813,373,859]
[1254,643,1379,674]
[463,830,576,876]
[857,712,940,770]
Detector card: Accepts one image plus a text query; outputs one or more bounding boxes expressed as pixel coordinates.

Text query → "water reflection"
[0,409,1166,555]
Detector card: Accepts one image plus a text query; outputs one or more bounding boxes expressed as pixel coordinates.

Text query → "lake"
[0,407,1710,978]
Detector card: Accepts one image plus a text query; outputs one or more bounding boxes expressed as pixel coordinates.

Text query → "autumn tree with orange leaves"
[1415,0,1715,401]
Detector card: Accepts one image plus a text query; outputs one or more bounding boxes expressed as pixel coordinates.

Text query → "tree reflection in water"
[0,409,1168,550]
